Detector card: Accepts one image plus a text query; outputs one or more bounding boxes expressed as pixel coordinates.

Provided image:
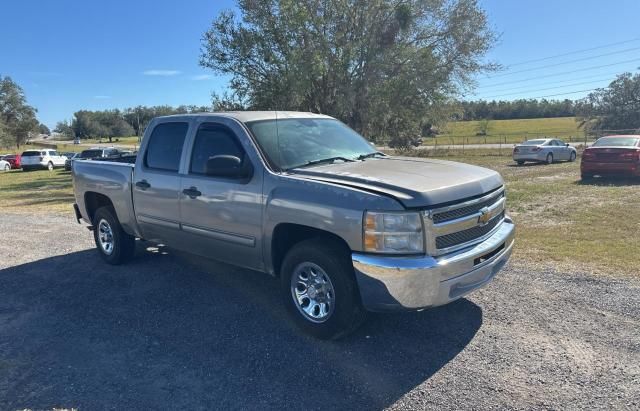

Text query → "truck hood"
[289,156,503,208]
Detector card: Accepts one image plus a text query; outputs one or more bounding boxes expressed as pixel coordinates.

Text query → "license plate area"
[474,242,505,266]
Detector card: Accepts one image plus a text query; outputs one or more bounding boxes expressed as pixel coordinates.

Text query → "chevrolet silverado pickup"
[73,111,515,339]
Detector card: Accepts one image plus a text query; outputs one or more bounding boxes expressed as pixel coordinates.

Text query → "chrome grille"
[436,211,504,249]
[432,191,505,223]
[423,187,506,255]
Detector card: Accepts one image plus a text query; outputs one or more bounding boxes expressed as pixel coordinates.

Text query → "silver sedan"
[512,138,577,165]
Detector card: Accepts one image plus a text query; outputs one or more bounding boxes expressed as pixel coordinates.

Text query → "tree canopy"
[200,0,497,146]
[0,76,40,148]
[56,105,211,141]
[576,72,640,134]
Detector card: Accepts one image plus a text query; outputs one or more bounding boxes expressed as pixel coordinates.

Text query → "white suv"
[21,149,67,171]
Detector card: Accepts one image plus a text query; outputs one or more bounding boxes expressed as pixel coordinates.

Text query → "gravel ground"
[0,212,638,410]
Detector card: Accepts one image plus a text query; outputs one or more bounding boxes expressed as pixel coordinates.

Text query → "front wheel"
[3,164,9,171]
[546,153,554,164]
[280,238,366,340]
[516,160,524,166]
[569,151,576,162]
[92,206,136,265]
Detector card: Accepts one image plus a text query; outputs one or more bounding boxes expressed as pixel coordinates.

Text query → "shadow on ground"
[0,245,482,410]
[574,176,640,186]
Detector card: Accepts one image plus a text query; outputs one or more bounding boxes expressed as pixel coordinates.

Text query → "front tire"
[3,164,9,171]
[569,151,576,162]
[546,153,554,164]
[280,238,366,340]
[516,160,524,166]
[92,206,136,265]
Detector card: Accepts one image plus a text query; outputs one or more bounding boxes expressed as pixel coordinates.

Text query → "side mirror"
[565,143,570,147]
[206,155,252,179]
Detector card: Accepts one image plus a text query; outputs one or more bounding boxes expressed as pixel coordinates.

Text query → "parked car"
[73,112,514,339]
[21,149,66,171]
[65,153,80,171]
[78,147,122,160]
[73,138,81,145]
[512,138,577,165]
[581,135,640,180]
[2,154,21,169]
[0,159,11,171]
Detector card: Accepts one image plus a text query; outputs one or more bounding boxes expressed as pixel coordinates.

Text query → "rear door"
[132,120,191,244]
[178,119,264,270]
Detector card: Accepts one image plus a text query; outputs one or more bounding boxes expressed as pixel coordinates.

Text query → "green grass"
[424,117,587,146]
[0,169,74,213]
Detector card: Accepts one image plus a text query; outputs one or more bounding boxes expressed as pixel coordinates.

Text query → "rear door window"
[145,122,189,172]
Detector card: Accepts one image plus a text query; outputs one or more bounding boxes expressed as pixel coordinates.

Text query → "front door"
[133,121,190,245]
[179,120,263,271]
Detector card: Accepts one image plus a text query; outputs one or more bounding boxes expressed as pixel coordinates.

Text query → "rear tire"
[581,173,594,181]
[546,153,554,164]
[92,206,136,265]
[280,238,366,340]
[47,162,54,171]
[516,160,524,165]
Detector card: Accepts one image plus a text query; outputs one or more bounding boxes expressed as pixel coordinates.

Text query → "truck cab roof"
[158,111,333,123]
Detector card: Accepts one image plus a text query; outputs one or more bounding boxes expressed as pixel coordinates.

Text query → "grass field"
[1,155,637,277]
[0,169,74,213]
[425,116,586,146]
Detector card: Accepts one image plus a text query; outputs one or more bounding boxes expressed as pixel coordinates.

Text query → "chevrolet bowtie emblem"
[478,207,491,225]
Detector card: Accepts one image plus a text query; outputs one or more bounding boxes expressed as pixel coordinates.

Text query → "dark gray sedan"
[512,138,577,165]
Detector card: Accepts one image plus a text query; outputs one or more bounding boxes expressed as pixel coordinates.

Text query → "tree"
[39,123,51,136]
[54,120,75,140]
[0,76,40,148]
[576,72,640,135]
[475,118,490,136]
[200,0,497,146]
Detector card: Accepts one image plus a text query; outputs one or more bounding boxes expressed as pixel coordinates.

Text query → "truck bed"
[72,159,139,235]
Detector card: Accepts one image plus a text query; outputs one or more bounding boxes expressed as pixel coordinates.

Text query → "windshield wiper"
[356,151,385,160]
[289,156,356,170]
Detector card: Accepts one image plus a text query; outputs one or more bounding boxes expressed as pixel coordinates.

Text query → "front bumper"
[352,219,515,312]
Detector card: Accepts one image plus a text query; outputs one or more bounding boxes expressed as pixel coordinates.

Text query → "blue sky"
[2,0,640,128]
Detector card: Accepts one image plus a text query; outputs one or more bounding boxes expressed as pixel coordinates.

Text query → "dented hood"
[290,156,503,208]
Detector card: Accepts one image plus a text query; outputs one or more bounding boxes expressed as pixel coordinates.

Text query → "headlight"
[363,211,424,254]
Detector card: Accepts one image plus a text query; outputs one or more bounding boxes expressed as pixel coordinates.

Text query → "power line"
[481,78,614,99]
[479,58,640,88]
[503,37,640,67]
[478,71,625,92]
[486,46,640,79]
[529,88,598,99]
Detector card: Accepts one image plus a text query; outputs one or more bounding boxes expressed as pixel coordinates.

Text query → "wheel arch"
[270,223,351,277]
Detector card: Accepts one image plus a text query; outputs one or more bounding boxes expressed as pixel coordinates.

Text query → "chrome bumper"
[352,219,515,312]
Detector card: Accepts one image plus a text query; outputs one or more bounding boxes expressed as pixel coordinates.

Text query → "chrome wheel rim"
[97,219,114,255]
[48,163,53,171]
[290,262,335,323]
[547,154,552,164]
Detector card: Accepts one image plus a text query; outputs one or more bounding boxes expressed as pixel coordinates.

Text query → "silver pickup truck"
[73,111,514,339]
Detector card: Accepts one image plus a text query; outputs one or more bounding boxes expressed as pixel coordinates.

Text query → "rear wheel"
[546,153,554,164]
[280,238,366,340]
[516,160,524,166]
[569,151,576,162]
[92,206,136,265]
[47,161,54,171]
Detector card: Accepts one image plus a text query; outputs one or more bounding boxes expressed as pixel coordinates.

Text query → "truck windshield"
[246,118,376,170]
